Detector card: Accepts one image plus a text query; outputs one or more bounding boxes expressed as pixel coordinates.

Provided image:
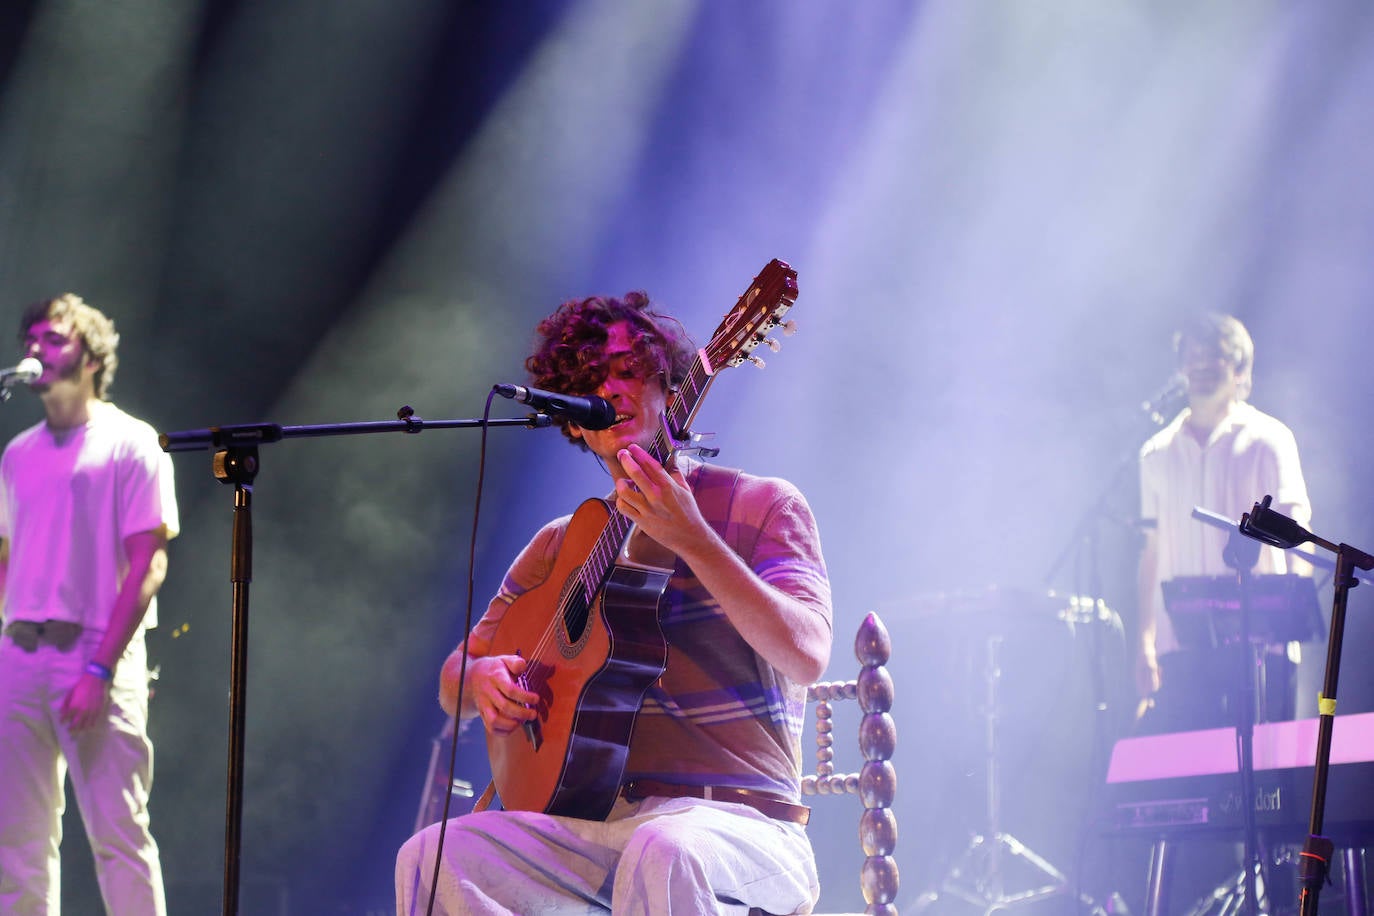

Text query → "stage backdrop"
[1,2,1372,912]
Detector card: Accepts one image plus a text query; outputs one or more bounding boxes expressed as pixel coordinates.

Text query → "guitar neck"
[571,258,797,610]
[575,359,716,598]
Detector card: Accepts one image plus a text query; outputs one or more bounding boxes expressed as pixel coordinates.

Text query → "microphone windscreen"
[584,396,617,431]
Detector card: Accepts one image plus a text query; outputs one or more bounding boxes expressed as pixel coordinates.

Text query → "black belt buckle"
[5,621,39,652]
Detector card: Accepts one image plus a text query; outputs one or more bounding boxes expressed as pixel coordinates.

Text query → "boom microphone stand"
[1237,495,1374,916]
[160,407,550,916]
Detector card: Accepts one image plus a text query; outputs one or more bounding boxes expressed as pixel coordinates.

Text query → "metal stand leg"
[1342,847,1368,916]
[1145,839,1173,916]
[1180,860,1265,916]
[1162,636,1291,916]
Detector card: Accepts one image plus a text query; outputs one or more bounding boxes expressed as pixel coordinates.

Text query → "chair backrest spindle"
[801,612,898,915]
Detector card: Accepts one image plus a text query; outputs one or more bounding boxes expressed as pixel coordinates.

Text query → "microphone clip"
[1239,495,1312,550]
[1141,373,1188,426]
[0,357,42,403]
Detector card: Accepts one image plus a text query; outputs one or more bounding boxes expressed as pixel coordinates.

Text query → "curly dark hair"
[18,293,121,399]
[526,291,695,448]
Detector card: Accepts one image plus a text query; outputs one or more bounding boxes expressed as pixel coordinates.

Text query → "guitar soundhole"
[562,591,590,644]
[557,573,593,656]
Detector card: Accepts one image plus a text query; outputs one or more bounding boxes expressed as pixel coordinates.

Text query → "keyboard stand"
[1144,837,1370,915]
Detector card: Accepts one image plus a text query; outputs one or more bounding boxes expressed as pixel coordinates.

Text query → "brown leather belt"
[622,778,810,826]
[3,620,83,652]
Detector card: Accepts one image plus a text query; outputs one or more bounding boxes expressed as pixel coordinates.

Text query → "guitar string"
[520,385,689,689]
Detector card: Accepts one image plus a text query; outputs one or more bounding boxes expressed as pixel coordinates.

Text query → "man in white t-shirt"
[1136,312,1311,735]
[0,294,179,915]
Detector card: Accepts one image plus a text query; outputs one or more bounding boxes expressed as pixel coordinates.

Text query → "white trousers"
[0,628,165,915]
[396,794,819,915]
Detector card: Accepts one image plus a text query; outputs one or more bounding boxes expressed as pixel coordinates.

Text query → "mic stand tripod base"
[912,831,1109,914]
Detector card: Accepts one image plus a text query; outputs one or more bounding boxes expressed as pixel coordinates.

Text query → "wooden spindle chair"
[754,611,899,916]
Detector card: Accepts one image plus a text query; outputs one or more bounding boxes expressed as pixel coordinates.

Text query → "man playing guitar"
[395,281,832,915]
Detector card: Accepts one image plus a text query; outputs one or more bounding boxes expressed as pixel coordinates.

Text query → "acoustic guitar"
[484,258,799,819]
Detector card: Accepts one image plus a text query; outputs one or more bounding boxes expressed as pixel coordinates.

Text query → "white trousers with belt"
[0,627,165,916]
[396,794,818,915]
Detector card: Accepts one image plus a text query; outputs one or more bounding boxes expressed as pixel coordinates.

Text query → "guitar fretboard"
[570,355,716,610]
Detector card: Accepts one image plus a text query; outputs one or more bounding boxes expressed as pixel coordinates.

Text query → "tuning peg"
[747,355,767,369]
[780,320,798,336]
[763,337,782,353]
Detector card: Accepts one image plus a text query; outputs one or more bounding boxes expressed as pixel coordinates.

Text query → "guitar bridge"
[516,668,543,750]
[522,716,543,751]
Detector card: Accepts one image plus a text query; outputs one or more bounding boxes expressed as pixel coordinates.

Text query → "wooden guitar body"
[485,497,671,819]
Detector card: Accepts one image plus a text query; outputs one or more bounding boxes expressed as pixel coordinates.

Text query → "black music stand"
[1163,574,1323,656]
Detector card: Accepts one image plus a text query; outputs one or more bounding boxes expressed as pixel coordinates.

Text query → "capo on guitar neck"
[660,414,720,462]
[674,443,720,460]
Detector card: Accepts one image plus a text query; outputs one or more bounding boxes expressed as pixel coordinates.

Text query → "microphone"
[0,357,42,387]
[1141,372,1187,425]
[493,384,617,430]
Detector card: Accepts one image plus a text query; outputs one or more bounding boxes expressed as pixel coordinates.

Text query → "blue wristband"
[85,661,114,681]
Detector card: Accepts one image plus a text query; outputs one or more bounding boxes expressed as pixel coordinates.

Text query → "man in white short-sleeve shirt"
[1136,312,1311,735]
[0,293,179,915]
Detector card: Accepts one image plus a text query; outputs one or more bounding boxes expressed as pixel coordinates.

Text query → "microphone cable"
[423,388,498,916]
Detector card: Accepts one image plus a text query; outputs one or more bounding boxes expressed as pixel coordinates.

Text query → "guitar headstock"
[701,259,799,374]
[656,259,800,451]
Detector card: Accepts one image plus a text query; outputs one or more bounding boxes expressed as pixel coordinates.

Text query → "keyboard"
[1102,711,1374,843]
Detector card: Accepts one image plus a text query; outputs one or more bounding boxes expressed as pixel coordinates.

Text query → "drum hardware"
[913,624,1112,915]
